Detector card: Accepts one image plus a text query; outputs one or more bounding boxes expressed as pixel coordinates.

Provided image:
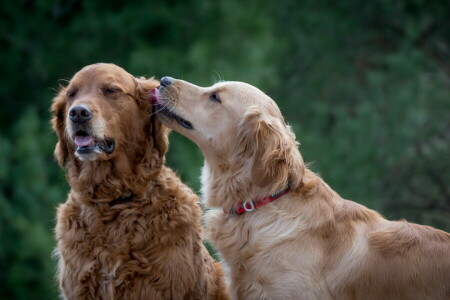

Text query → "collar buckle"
[242,200,256,212]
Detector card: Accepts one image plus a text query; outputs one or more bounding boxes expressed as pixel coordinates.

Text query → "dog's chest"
[57,202,177,298]
[208,211,331,299]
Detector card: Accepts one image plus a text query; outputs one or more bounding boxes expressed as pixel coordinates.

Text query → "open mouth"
[73,130,115,155]
[155,105,193,130]
[152,87,194,131]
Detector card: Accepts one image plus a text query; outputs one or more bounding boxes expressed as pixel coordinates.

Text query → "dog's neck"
[200,159,281,213]
[68,143,163,205]
[201,155,339,216]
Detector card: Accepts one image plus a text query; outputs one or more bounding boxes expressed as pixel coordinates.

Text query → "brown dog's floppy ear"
[240,106,304,193]
[135,76,159,107]
[135,77,169,156]
[51,88,69,168]
[150,113,170,157]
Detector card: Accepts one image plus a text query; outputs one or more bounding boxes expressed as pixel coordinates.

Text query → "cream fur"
[157,79,450,300]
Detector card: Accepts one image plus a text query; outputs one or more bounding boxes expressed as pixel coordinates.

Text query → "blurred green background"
[1,0,449,298]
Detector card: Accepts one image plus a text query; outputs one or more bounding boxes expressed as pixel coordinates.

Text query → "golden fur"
[156,78,450,300]
[51,64,229,300]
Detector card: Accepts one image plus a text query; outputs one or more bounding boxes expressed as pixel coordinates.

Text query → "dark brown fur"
[51,64,229,299]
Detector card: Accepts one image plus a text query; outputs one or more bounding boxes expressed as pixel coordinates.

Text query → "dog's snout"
[160,76,173,87]
[69,105,92,124]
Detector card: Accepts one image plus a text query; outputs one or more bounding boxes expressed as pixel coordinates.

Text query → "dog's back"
[326,203,450,300]
[206,172,450,300]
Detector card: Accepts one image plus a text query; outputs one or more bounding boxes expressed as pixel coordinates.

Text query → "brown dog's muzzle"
[68,103,115,157]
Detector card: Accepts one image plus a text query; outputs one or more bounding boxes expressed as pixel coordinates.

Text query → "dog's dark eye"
[103,88,119,96]
[67,89,77,98]
[209,93,221,103]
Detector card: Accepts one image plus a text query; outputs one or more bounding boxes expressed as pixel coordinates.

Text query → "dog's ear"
[51,87,69,168]
[135,77,160,107]
[149,113,170,157]
[134,77,169,156]
[239,106,304,192]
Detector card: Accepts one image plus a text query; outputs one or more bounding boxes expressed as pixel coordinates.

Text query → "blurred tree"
[0,109,64,299]
[0,0,449,298]
[269,0,450,224]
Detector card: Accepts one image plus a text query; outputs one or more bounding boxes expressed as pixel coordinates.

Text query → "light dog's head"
[153,77,304,193]
[51,63,163,167]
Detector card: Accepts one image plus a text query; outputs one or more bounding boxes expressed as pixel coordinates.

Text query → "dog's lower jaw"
[74,138,115,161]
[155,104,194,130]
[75,148,102,161]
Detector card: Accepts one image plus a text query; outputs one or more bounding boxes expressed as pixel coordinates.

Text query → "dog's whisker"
[147,86,174,117]
[168,101,178,113]
[147,85,181,117]
[212,70,224,84]
[148,103,171,117]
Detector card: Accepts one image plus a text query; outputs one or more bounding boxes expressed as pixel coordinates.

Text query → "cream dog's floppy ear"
[239,106,304,192]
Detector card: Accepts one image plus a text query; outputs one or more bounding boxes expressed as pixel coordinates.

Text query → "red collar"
[228,183,291,215]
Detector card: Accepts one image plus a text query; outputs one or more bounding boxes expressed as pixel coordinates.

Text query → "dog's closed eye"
[102,87,120,96]
[67,89,77,98]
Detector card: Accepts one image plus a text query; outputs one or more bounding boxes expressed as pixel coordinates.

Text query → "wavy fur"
[52,64,229,300]
[156,79,450,300]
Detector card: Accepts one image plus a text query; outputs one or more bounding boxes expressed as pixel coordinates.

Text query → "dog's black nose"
[160,76,173,87]
[69,105,92,124]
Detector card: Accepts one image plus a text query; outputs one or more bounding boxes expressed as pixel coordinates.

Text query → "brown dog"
[154,77,450,300]
[51,65,229,299]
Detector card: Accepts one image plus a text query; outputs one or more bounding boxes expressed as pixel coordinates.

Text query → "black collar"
[109,190,135,206]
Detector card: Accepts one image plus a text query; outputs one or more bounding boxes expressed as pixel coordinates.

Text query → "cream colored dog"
[153,76,450,300]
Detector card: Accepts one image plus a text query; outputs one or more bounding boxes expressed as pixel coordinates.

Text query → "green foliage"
[0,0,449,298]
[0,109,64,299]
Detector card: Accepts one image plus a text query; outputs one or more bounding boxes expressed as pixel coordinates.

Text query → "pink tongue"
[149,88,161,104]
[74,135,94,147]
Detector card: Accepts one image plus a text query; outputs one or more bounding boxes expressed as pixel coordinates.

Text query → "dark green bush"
[1,1,449,298]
